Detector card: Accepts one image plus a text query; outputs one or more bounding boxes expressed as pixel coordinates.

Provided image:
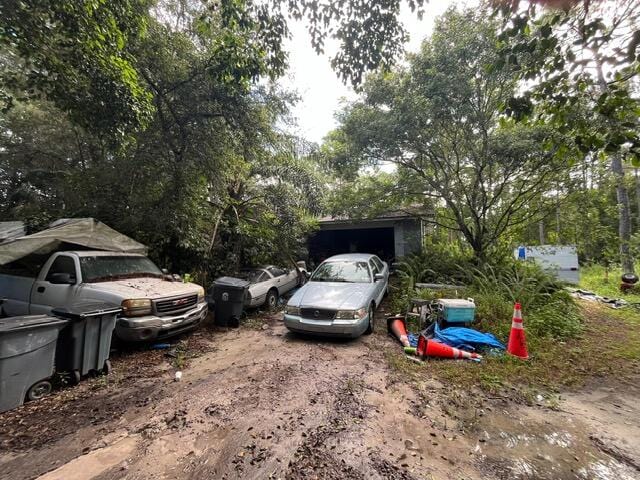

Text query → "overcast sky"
[280,1,476,145]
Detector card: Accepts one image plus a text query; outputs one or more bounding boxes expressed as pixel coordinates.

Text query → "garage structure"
[308,211,426,265]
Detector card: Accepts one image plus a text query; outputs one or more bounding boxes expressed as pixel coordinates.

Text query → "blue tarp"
[407,324,505,352]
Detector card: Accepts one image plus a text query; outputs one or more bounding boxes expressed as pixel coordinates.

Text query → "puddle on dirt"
[467,409,638,480]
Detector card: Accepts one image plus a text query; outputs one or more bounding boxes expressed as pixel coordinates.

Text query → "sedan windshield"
[238,269,265,283]
[310,261,371,283]
[80,256,163,283]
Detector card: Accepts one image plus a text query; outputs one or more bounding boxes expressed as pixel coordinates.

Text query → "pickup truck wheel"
[103,360,112,375]
[364,304,375,335]
[266,289,279,310]
[27,380,52,401]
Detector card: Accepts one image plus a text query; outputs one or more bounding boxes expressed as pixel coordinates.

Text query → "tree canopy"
[324,7,575,259]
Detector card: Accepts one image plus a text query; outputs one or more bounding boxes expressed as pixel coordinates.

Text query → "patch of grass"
[386,302,640,399]
[580,264,640,303]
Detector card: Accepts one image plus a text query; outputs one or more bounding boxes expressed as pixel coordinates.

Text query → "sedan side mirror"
[374,273,385,281]
[49,273,76,285]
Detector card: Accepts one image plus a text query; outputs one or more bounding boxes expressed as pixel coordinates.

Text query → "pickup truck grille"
[300,308,336,320]
[154,295,198,316]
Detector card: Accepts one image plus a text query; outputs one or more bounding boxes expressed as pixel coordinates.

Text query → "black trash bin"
[52,302,121,383]
[213,277,250,327]
[0,315,68,413]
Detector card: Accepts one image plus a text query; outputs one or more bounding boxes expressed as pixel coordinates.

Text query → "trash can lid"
[213,276,251,289]
[0,315,68,333]
[52,301,122,320]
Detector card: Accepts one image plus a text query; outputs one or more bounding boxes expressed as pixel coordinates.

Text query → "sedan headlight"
[335,308,367,320]
[121,298,152,317]
[285,305,300,315]
[196,286,205,303]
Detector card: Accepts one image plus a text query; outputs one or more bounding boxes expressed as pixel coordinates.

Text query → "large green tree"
[0,0,153,136]
[1,0,429,138]
[324,7,572,259]
[0,8,322,276]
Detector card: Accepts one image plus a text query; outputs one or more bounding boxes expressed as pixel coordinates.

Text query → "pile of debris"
[387,298,529,362]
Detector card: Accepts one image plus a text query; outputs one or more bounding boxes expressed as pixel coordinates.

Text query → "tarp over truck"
[0,218,147,265]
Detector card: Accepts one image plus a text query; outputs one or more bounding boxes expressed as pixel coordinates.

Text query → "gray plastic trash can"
[0,315,68,413]
[213,277,250,327]
[52,302,121,383]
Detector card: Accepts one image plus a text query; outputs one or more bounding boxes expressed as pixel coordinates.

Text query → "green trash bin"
[52,302,121,383]
[0,315,68,413]
[213,277,250,327]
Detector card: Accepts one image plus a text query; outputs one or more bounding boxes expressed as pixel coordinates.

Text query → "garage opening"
[308,227,395,265]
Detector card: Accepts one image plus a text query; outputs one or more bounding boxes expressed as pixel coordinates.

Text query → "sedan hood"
[290,281,375,310]
[82,278,201,300]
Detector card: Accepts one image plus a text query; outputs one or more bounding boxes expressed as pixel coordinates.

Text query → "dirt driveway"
[1,309,639,480]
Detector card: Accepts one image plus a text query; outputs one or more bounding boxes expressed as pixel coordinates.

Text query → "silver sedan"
[283,253,389,338]
[241,266,304,309]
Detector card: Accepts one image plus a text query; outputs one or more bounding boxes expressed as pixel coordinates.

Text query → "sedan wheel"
[364,304,375,335]
[266,289,279,310]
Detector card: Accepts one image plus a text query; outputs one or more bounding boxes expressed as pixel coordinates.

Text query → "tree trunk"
[555,191,561,241]
[538,220,545,244]
[592,51,635,274]
[207,211,223,253]
[635,168,640,226]
[612,154,635,274]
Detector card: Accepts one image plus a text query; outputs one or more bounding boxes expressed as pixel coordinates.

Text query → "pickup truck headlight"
[121,298,152,317]
[196,286,205,303]
[335,308,367,320]
[285,305,300,315]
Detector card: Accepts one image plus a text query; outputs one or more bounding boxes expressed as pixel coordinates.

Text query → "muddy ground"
[0,307,639,480]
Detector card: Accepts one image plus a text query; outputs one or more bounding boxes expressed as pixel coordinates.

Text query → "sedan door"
[248,270,273,306]
[369,259,385,307]
[264,267,293,294]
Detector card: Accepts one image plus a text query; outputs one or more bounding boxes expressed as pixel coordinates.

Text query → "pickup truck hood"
[82,278,201,300]
[290,281,374,310]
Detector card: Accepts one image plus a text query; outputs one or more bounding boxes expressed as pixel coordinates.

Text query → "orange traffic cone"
[416,334,482,361]
[387,316,410,347]
[507,302,529,359]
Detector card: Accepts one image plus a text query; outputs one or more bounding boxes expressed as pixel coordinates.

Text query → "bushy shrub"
[525,291,582,339]
[465,262,582,341]
[392,242,583,341]
[396,239,475,289]
[464,262,563,313]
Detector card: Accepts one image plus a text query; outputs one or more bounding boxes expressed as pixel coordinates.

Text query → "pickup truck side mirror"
[374,273,385,281]
[48,273,76,285]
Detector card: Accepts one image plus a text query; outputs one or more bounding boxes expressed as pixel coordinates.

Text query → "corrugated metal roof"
[0,221,25,241]
[318,207,431,225]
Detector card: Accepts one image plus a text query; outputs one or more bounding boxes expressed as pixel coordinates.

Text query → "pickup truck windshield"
[80,256,163,283]
[310,261,371,283]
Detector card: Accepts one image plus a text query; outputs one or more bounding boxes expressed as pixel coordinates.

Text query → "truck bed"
[0,274,35,316]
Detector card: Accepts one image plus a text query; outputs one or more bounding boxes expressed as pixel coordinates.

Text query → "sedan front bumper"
[283,313,369,338]
[115,302,208,342]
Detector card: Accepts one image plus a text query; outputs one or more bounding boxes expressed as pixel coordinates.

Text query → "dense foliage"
[0,1,328,279]
[323,2,640,271]
[1,0,639,288]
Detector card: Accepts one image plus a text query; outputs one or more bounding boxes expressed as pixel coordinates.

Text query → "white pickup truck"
[0,251,207,342]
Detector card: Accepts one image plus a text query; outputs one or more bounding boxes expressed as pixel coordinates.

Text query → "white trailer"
[514,245,579,284]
